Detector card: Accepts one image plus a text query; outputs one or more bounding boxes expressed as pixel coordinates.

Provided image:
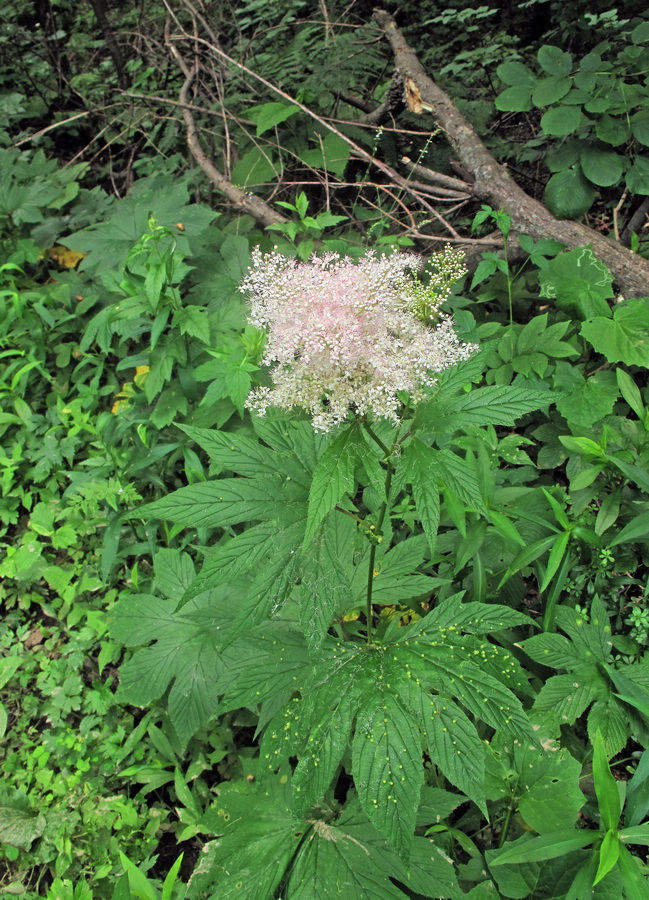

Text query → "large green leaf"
[400,438,441,555]
[485,841,593,899]
[299,512,355,651]
[538,45,573,77]
[192,774,298,899]
[544,167,596,218]
[580,145,625,187]
[0,790,46,850]
[534,672,604,723]
[285,820,409,899]
[111,589,234,745]
[541,106,582,136]
[352,690,424,859]
[417,386,550,432]
[417,692,487,813]
[153,549,195,601]
[539,247,613,319]
[141,477,305,528]
[581,301,649,367]
[626,156,649,195]
[304,424,363,545]
[485,734,585,834]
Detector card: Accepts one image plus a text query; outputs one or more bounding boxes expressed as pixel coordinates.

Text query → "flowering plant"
[242,247,473,431]
[133,243,553,895]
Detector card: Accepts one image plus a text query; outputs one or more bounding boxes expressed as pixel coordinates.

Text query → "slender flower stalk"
[241,247,474,432]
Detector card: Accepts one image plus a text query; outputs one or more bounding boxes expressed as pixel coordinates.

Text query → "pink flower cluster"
[241,248,474,432]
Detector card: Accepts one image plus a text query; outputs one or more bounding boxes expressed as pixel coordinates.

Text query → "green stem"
[365,451,394,643]
[363,421,390,457]
[499,800,515,848]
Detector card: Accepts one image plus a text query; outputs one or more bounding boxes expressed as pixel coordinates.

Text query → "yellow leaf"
[47,245,86,268]
[134,366,149,387]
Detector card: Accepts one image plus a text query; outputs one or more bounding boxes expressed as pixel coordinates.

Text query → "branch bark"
[373,8,649,298]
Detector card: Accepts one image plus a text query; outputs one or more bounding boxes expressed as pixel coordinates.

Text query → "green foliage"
[495,28,649,217]
[3,5,649,897]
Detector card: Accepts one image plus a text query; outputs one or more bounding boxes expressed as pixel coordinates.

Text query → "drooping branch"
[373,8,649,298]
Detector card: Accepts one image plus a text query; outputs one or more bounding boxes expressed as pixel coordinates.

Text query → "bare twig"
[164,29,289,228]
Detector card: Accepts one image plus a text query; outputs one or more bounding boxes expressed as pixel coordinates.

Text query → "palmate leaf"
[110,587,240,746]
[262,641,373,810]
[285,823,410,899]
[485,732,585,834]
[299,512,356,652]
[192,773,299,900]
[140,476,305,528]
[400,438,441,555]
[394,638,531,740]
[220,626,310,715]
[350,535,445,608]
[153,548,195,601]
[304,423,364,545]
[352,690,424,860]
[416,385,550,432]
[415,690,487,814]
[335,803,464,900]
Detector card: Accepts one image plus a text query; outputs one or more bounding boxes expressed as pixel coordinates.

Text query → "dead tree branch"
[373,8,649,298]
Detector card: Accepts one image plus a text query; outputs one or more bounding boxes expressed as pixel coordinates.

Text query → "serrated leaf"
[285,816,409,899]
[304,425,362,545]
[418,595,533,635]
[486,734,585,834]
[433,449,488,516]
[290,690,358,815]
[153,549,195,601]
[555,369,618,427]
[401,438,440,555]
[534,672,603,723]
[589,698,629,759]
[352,690,423,859]
[111,589,242,745]
[418,692,487,814]
[398,639,530,740]
[521,632,582,669]
[418,386,550,432]
[191,778,298,898]
[141,477,304,528]
[299,512,355,651]
[220,627,310,714]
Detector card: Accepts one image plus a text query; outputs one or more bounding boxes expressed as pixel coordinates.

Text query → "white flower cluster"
[241,248,475,432]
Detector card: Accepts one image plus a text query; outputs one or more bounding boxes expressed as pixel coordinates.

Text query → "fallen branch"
[373,8,649,298]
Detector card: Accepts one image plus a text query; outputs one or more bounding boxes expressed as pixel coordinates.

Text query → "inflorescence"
[241,247,475,432]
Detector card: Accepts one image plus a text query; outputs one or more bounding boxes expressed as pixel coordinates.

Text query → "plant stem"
[363,421,390,457]
[499,800,515,848]
[364,440,394,643]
